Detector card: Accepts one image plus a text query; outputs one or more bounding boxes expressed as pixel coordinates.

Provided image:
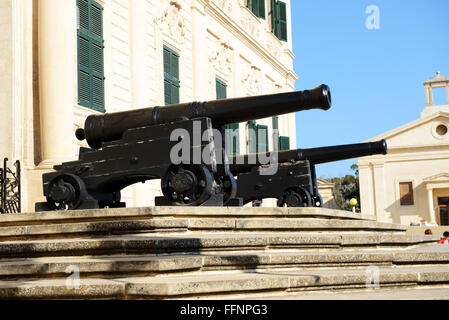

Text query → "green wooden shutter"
[279,136,290,151]
[272,116,279,151]
[271,0,287,41]
[257,125,269,153]
[258,0,265,19]
[272,116,279,130]
[216,78,227,99]
[77,0,105,112]
[164,46,180,105]
[278,1,287,41]
[229,123,240,156]
[248,122,268,153]
[216,79,240,156]
[247,0,265,18]
[247,120,257,154]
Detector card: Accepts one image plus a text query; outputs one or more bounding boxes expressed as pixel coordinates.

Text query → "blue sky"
[291,0,449,178]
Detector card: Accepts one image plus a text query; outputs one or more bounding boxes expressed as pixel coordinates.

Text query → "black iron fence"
[0,158,21,213]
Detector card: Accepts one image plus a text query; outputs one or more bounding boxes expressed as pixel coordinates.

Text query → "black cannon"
[228,140,387,207]
[35,85,331,211]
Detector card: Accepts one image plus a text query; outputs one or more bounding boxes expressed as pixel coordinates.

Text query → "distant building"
[317,179,338,209]
[0,0,299,211]
[358,72,449,226]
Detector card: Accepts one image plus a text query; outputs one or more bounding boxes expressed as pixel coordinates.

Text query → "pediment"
[423,173,449,183]
[367,112,449,148]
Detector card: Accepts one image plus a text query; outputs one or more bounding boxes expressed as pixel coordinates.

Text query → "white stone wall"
[0,0,13,162]
[3,0,298,212]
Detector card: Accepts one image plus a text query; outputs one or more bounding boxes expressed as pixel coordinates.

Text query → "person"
[439,231,449,244]
[425,229,433,235]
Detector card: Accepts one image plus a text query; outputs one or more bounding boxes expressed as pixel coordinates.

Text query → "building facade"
[358,72,449,226]
[0,0,299,212]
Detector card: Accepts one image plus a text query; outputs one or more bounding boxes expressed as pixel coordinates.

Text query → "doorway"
[438,197,449,226]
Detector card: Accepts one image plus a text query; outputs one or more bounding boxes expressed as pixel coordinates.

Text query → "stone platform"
[0,206,447,299]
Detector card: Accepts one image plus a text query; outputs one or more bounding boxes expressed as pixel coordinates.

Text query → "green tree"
[324,164,360,211]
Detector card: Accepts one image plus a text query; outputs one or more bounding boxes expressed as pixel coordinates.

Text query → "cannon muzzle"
[229,140,387,173]
[77,85,331,149]
[291,139,388,165]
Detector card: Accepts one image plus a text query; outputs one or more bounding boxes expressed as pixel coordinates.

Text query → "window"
[164,46,180,105]
[77,0,105,112]
[248,121,268,153]
[216,78,227,100]
[399,182,414,206]
[247,0,265,19]
[279,136,290,151]
[216,79,239,156]
[272,116,279,151]
[271,0,287,41]
[438,198,449,226]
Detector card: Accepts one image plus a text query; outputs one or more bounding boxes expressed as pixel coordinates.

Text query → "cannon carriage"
[227,140,388,207]
[36,85,332,211]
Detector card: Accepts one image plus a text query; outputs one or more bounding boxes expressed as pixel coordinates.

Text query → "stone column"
[427,187,437,224]
[428,86,434,106]
[191,1,208,100]
[130,0,150,108]
[38,0,76,167]
[373,164,387,222]
[425,85,435,106]
[359,164,375,219]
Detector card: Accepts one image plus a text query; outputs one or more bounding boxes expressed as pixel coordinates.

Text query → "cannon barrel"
[229,140,387,173]
[76,85,331,149]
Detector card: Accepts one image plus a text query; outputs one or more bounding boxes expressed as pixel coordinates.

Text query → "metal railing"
[0,158,21,214]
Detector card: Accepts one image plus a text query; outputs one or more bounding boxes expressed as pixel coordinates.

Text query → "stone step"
[1,207,374,228]
[1,265,449,299]
[0,219,189,241]
[0,217,408,241]
[240,286,449,300]
[0,244,448,280]
[0,233,439,258]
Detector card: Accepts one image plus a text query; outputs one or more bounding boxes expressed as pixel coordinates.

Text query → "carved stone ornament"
[240,7,260,40]
[266,35,281,58]
[214,0,233,14]
[241,64,261,94]
[264,77,283,94]
[155,0,186,43]
[209,41,233,76]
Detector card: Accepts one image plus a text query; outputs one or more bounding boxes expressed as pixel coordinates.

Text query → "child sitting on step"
[439,231,449,244]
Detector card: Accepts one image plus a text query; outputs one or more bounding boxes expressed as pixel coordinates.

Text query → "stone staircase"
[0,206,448,299]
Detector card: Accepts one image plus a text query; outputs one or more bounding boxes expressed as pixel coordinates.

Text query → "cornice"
[205,1,298,80]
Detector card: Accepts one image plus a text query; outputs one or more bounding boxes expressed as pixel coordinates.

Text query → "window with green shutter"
[248,121,269,153]
[216,78,227,100]
[248,120,257,154]
[271,0,287,41]
[227,123,240,156]
[216,79,240,156]
[279,136,290,151]
[257,124,269,153]
[164,46,180,105]
[77,0,105,112]
[272,116,279,151]
[247,0,265,19]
